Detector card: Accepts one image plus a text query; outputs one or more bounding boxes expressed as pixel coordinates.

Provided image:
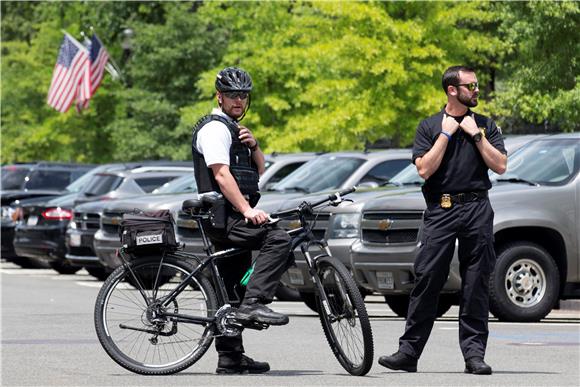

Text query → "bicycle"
[94,187,374,375]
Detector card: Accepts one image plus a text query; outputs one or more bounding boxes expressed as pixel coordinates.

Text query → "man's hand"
[238,125,258,149]
[442,113,460,135]
[459,114,479,137]
[243,207,269,225]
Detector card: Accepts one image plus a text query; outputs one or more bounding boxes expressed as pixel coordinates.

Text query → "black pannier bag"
[119,210,178,255]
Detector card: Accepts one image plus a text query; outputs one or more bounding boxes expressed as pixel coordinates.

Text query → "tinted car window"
[491,139,580,185]
[360,159,411,184]
[24,170,72,190]
[135,176,180,193]
[266,162,306,185]
[273,156,365,193]
[1,167,30,190]
[84,174,123,196]
[390,164,423,185]
[154,175,197,194]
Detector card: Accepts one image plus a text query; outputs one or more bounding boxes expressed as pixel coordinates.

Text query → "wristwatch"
[472,132,483,143]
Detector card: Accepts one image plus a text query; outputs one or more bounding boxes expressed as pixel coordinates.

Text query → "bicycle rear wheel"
[94,256,218,375]
[314,256,373,376]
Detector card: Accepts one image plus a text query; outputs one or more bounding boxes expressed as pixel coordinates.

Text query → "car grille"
[68,246,94,257]
[73,212,100,230]
[176,211,202,239]
[101,211,123,235]
[279,213,329,240]
[361,211,422,245]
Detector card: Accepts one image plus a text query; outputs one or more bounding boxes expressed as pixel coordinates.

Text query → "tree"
[491,1,579,132]
[182,1,501,153]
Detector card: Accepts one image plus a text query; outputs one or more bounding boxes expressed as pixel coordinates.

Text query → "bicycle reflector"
[41,207,73,220]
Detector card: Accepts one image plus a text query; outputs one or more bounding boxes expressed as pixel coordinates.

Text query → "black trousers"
[204,211,292,361]
[399,198,496,361]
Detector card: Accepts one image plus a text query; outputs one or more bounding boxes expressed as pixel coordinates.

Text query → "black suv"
[1,162,94,265]
[14,164,192,275]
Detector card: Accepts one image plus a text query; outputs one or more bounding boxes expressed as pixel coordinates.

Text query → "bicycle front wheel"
[94,256,218,375]
[314,256,373,376]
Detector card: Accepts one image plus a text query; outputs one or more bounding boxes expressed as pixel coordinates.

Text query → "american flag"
[77,33,110,110]
[47,34,90,113]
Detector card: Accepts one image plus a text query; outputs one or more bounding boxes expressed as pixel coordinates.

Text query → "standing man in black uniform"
[192,67,292,374]
[378,66,507,375]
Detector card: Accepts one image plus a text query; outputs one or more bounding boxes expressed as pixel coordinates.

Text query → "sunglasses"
[456,82,479,91]
[223,91,249,100]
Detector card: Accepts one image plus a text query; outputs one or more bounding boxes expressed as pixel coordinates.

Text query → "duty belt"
[427,190,488,209]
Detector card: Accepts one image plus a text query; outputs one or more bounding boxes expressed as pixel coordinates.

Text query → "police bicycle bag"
[119,210,178,255]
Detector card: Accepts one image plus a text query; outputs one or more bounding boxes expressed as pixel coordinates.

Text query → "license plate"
[27,215,38,226]
[69,233,81,247]
[287,268,304,285]
[136,233,163,246]
[377,271,394,289]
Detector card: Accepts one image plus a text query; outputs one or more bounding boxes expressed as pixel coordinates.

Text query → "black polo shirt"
[412,107,506,195]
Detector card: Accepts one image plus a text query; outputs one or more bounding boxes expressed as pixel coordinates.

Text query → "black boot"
[216,354,270,374]
[235,298,289,326]
[378,351,418,372]
[464,357,492,375]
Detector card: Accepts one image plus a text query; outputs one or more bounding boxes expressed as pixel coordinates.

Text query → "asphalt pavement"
[1,261,579,386]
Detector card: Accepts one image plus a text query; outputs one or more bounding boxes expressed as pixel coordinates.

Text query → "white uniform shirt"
[195,108,233,167]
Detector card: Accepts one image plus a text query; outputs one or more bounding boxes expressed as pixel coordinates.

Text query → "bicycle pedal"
[240,320,269,330]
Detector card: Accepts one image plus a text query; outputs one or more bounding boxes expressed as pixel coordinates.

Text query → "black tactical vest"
[192,114,260,200]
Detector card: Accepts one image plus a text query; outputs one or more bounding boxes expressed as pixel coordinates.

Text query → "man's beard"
[458,90,478,108]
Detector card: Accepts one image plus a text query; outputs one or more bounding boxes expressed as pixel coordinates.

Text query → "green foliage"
[491,1,579,132]
[1,1,577,163]
[185,1,502,153]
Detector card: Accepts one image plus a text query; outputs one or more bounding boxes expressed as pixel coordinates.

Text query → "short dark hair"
[442,65,476,94]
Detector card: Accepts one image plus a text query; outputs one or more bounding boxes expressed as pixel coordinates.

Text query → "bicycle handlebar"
[270,186,357,220]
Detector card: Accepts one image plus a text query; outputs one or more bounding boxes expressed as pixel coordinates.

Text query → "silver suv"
[350,133,580,322]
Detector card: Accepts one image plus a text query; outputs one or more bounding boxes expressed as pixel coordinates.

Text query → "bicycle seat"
[182,193,221,214]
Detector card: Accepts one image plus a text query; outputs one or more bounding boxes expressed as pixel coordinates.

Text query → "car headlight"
[328,213,360,239]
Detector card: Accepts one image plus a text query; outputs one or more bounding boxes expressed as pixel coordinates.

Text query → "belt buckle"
[441,194,452,209]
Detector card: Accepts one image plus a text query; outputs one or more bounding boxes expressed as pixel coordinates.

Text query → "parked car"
[14,166,192,275]
[274,169,421,308]
[91,152,317,273]
[75,174,198,278]
[350,133,580,321]
[271,135,540,307]
[1,162,95,267]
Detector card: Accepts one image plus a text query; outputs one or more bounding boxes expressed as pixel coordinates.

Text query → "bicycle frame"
[119,189,353,329]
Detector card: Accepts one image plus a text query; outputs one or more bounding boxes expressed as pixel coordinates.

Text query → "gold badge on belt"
[441,194,452,209]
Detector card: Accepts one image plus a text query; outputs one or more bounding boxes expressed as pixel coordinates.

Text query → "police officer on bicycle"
[192,66,292,374]
[378,65,507,375]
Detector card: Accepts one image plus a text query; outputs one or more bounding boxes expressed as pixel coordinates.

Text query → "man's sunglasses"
[223,91,249,100]
[456,82,479,91]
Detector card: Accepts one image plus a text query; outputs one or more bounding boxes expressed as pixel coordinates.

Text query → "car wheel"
[490,242,560,322]
[384,295,454,318]
[85,267,110,281]
[275,282,302,301]
[50,260,81,275]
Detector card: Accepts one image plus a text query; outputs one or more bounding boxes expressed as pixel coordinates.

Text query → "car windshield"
[83,174,123,196]
[0,166,30,190]
[490,138,580,186]
[271,156,366,193]
[389,163,424,186]
[153,175,197,194]
[24,170,72,190]
[64,168,97,193]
